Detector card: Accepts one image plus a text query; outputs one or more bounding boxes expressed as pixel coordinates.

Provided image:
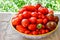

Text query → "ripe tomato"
[32,31,38,35]
[31,12,38,18]
[37,19,43,24]
[43,18,48,24]
[12,17,20,26]
[24,30,30,34]
[18,14,23,20]
[45,29,49,33]
[21,19,29,27]
[39,29,45,34]
[28,24,36,31]
[23,11,31,18]
[42,15,46,19]
[42,25,45,29]
[24,5,36,11]
[29,17,37,23]
[16,25,26,33]
[18,8,26,14]
[35,4,41,9]
[48,10,54,14]
[38,7,48,14]
[12,14,18,19]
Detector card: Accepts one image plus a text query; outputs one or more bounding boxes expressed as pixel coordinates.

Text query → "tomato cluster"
[12,4,59,35]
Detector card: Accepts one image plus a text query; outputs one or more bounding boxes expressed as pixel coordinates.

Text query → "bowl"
[10,15,58,39]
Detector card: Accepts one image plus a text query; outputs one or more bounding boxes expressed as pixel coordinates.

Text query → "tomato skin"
[32,31,38,35]
[48,10,54,14]
[35,4,41,9]
[29,17,37,23]
[16,25,26,33]
[39,29,45,34]
[24,30,30,34]
[18,14,23,20]
[38,7,48,14]
[45,29,49,33]
[31,12,38,18]
[42,25,45,29]
[12,17,20,26]
[37,19,43,24]
[21,19,29,27]
[28,24,36,31]
[23,11,31,18]
[18,8,26,14]
[43,18,48,24]
[24,5,36,11]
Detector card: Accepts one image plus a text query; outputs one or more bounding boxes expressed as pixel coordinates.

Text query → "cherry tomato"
[42,25,45,29]
[28,24,36,31]
[23,11,31,18]
[21,19,29,27]
[37,19,43,24]
[16,25,26,33]
[43,18,48,24]
[45,29,49,33]
[32,31,38,35]
[18,8,26,14]
[29,17,37,23]
[18,14,23,20]
[31,12,38,18]
[48,9,54,14]
[39,29,45,34]
[35,4,41,9]
[12,17,20,26]
[38,7,48,14]
[24,30,30,34]
[24,5,36,11]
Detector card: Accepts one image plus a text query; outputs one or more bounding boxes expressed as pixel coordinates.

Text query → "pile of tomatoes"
[12,4,59,35]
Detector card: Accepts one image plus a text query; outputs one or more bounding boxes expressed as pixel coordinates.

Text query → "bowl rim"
[10,15,58,36]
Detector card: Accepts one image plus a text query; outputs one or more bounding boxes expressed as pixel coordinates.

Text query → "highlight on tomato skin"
[11,4,59,35]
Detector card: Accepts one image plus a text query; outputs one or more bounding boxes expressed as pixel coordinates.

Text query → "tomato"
[37,19,43,24]
[12,17,20,26]
[42,25,45,29]
[18,8,26,14]
[39,29,45,34]
[45,29,49,33]
[16,25,26,33]
[12,14,18,19]
[35,4,41,9]
[24,30,30,34]
[24,5,36,11]
[28,24,36,31]
[29,17,37,23]
[21,19,29,27]
[42,15,46,19]
[43,18,48,24]
[18,14,23,20]
[23,11,31,18]
[31,12,38,18]
[48,10,54,14]
[38,7,48,14]
[32,31,38,35]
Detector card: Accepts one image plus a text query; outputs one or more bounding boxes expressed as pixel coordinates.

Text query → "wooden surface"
[0,13,60,40]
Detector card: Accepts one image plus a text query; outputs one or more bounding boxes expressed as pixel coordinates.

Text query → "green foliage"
[0,0,60,12]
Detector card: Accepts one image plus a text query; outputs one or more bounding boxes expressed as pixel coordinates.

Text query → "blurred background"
[0,0,60,12]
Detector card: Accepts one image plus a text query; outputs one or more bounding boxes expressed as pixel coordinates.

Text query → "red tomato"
[12,17,20,26]
[24,30,30,34]
[37,19,43,24]
[31,12,38,17]
[12,14,18,19]
[24,5,36,11]
[23,11,31,18]
[38,12,42,15]
[21,19,29,27]
[39,29,45,34]
[29,17,37,23]
[16,25,26,33]
[48,10,54,14]
[43,18,48,24]
[35,4,41,9]
[42,15,46,19]
[45,29,49,33]
[18,8,26,14]
[42,25,45,29]
[18,14,23,20]
[38,7,48,14]
[28,24,36,31]
[32,31,38,35]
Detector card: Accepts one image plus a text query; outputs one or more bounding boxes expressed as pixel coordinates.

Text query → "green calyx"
[37,24,42,29]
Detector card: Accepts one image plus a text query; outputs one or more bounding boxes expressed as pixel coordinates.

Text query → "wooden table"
[0,13,60,40]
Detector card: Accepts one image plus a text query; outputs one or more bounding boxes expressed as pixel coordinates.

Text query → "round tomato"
[24,30,30,34]
[21,19,29,27]
[29,17,37,23]
[32,31,38,35]
[37,19,43,24]
[28,24,36,31]
[18,14,23,20]
[43,18,48,24]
